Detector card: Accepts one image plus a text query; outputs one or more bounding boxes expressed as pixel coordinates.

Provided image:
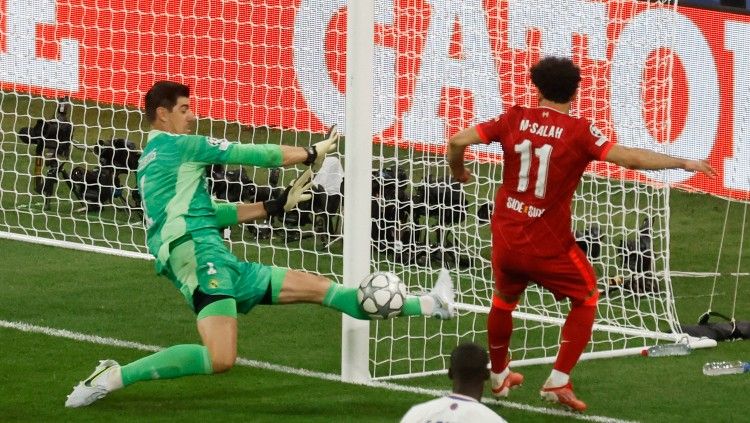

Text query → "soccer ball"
[357,271,406,319]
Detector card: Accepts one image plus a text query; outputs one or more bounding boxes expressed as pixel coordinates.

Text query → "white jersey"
[400,393,507,423]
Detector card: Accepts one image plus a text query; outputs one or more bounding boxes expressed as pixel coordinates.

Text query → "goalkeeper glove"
[304,125,340,172]
[263,168,313,217]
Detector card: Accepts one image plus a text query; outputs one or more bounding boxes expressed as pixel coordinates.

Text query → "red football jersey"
[476,105,613,257]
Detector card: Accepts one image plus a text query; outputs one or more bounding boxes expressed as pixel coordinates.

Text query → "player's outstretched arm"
[604,144,717,178]
[278,145,310,166]
[262,168,313,217]
[191,126,339,169]
[303,125,340,172]
[214,169,313,225]
[683,159,718,178]
[447,127,483,183]
[278,125,340,168]
[214,201,267,226]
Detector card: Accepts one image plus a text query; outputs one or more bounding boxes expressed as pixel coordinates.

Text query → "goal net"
[0,0,716,383]
[365,0,717,380]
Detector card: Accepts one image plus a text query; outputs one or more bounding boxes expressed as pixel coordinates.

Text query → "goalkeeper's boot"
[428,268,455,319]
[540,382,587,412]
[65,359,121,408]
[490,369,524,398]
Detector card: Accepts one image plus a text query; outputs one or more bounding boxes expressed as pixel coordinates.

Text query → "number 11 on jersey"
[514,139,552,199]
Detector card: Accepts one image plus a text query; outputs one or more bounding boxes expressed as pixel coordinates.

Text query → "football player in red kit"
[447,56,716,412]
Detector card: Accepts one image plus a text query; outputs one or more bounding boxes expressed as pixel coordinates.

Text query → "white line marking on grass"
[674,293,726,299]
[0,319,636,423]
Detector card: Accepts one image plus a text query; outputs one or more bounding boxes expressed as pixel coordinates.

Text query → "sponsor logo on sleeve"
[590,124,607,146]
[137,150,157,171]
[207,138,231,151]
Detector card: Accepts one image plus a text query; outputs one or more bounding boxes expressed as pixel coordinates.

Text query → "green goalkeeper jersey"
[137,130,283,273]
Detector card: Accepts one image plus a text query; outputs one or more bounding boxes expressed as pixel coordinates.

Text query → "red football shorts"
[491,243,599,310]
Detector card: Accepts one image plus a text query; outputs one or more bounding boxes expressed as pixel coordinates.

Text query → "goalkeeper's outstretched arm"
[213,168,313,225]
[188,126,340,170]
[278,145,310,166]
[304,125,340,172]
[275,126,341,168]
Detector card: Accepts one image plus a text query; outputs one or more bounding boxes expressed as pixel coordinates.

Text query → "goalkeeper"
[65,81,454,408]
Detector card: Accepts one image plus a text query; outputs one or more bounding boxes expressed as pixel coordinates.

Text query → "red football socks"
[487,305,513,373]
[554,304,596,374]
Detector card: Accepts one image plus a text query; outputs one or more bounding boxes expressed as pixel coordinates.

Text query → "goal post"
[341,0,374,383]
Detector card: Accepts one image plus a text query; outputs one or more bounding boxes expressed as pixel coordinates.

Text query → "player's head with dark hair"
[144,81,191,123]
[144,81,195,134]
[530,56,581,104]
[448,342,490,399]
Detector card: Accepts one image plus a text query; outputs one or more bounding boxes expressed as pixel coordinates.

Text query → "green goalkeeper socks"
[322,282,370,320]
[401,297,424,317]
[322,282,425,320]
[120,344,213,387]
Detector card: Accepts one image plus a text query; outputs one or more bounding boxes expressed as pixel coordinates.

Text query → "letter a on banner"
[402,0,502,144]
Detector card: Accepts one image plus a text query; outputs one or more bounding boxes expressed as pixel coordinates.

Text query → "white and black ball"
[357,271,406,319]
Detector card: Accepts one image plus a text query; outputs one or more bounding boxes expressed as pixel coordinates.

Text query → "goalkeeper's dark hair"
[449,342,489,384]
[144,81,190,123]
[530,56,581,104]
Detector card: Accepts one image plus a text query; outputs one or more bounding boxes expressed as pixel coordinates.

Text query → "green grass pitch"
[1,92,749,422]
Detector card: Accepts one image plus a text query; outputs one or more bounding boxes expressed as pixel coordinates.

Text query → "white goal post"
[0,0,722,385]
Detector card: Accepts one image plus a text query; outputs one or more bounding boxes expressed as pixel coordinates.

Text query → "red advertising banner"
[1,1,748,200]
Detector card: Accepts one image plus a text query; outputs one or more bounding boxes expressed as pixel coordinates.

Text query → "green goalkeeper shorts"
[163,229,287,315]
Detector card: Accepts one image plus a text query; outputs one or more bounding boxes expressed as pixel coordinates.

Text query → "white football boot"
[428,268,456,319]
[65,359,121,408]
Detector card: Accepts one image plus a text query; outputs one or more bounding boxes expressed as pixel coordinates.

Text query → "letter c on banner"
[293,0,396,134]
